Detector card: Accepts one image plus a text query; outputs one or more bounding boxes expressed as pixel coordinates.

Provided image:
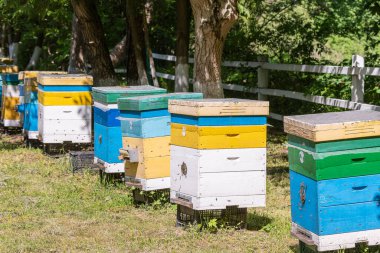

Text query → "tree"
[175,0,191,92]
[126,0,149,85]
[190,0,238,98]
[71,0,118,86]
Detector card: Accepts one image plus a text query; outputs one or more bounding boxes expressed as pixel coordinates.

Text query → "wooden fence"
[152,53,380,121]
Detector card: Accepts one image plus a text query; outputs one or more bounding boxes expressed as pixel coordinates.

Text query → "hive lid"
[118,92,203,111]
[92,85,166,94]
[37,74,93,86]
[168,98,269,116]
[92,85,167,104]
[284,110,380,142]
[24,71,66,79]
[0,65,18,73]
[0,58,13,64]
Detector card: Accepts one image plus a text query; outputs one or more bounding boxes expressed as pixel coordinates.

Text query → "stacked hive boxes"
[118,93,203,191]
[17,72,24,127]
[92,86,166,174]
[18,71,66,141]
[284,111,380,252]
[1,67,21,128]
[0,65,17,113]
[169,99,269,210]
[37,74,92,144]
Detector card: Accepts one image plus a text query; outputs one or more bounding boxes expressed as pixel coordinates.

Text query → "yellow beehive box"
[0,65,18,73]
[284,111,380,142]
[121,136,170,179]
[38,91,92,106]
[37,73,93,86]
[168,98,269,116]
[171,123,267,149]
[1,97,20,120]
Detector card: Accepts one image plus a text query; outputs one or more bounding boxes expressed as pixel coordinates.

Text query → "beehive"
[169,99,269,210]
[284,110,380,252]
[1,72,21,127]
[37,74,92,144]
[19,71,66,140]
[118,93,203,191]
[93,86,166,174]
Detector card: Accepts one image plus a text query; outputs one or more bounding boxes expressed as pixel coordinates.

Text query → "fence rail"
[152,53,380,120]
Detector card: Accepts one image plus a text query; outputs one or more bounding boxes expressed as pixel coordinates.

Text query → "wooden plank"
[0,65,18,73]
[292,223,380,252]
[37,74,93,86]
[122,136,170,158]
[169,98,269,116]
[124,156,170,179]
[284,111,380,142]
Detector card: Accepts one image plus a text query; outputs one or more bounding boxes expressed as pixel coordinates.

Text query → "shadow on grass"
[246,211,273,231]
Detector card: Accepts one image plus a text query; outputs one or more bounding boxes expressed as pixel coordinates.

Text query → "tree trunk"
[175,0,191,92]
[110,34,128,67]
[71,0,118,86]
[126,0,149,86]
[68,14,86,74]
[8,29,21,65]
[143,1,159,87]
[0,24,7,57]
[190,0,238,98]
[26,32,44,70]
[125,24,139,85]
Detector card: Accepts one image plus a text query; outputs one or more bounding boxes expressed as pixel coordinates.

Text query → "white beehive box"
[170,146,267,210]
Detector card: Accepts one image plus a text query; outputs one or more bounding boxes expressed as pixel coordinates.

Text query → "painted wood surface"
[23,71,66,79]
[288,145,380,180]
[121,136,170,158]
[23,103,38,133]
[38,84,92,92]
[284,111,380,142]
[38,91,92,106]
[171,123,267,149]
[37,74,93,86]
[92,85,166,104]
[290,170,380,236]
[288,135,380,153]
[94,107,120,127]
[2,73,19,83]
[2,84,20,97]
[94,123,123,164]
[0,65,18,73]
[24,91,38,104]
[170,190,266,210]
[119,116,170,138]
[117,92,203,111]
[38,118,91,135]
[292,223,380,252]
[124,156,170,179]
[94,157,124,173]
[119,109,169,119]
[171,114,267,126]
[2,119,21,127]
[39,134,91,144]
[168,99,269,116]
[171,146,266,198]
[125,176,170,191]
[2,97,20,121]
[39,104,91,120]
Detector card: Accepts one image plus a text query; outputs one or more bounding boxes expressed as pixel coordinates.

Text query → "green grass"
[0,130,296,252]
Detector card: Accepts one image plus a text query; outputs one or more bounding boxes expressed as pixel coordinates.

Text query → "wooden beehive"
[169,98,269,210]
[285,110,380,252]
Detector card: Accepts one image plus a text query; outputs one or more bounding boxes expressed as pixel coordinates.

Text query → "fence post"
[257,56,269,101]
[351,55,365,103]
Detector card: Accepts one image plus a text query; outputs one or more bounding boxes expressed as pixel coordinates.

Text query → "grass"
[0,129,296,252]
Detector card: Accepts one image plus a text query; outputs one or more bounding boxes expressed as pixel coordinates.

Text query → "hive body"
[118,93,203,191]
[169,99,269,210]
[1,71,21,127]
[285,111,380,252]
[37,74,92,144]
[93,86,166,174]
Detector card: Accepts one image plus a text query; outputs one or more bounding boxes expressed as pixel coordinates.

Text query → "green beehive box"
[92,85,167,104]
[117,92,204,111]
[288,144,380,180]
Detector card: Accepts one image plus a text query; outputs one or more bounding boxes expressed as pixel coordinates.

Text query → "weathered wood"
[37,74,93,86]
[284,111,380,142]
[257,56,269,101]
[169,98,269,116]
[38,91,92,106]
